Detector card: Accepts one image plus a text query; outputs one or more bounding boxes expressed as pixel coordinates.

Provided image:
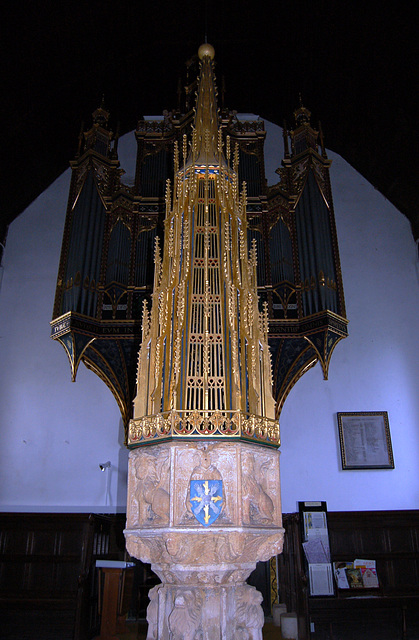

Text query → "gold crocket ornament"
[125,43,283,640]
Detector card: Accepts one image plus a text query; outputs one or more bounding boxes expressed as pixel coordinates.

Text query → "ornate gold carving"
[110,209,132,233]
[128,410,279,446]
[141,300,150,340]
[131,43,277,445]
[292,157,309,195]
[270,556,279,610]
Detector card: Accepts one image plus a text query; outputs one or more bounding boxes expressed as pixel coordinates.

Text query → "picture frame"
[337,411,394,470]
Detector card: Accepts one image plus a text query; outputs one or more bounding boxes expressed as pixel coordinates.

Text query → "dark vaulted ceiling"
[1,1,418,253]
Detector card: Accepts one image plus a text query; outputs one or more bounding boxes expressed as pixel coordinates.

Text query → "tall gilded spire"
[128,44,278,447]
[125,46,283,640]
[189,43,220,164]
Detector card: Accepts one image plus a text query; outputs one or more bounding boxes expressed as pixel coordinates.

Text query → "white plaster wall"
[279,147,419,512]
[0,170,127,512]
[0,120,418,513]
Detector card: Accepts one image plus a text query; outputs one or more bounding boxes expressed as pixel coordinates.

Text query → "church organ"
[51,51,347,436]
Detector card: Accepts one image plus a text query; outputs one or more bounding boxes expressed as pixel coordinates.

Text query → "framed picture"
[337,412,394,470]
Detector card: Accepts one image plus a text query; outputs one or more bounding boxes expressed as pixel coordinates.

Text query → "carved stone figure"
[235,585,265,640]
[168,591,201,640]
[146,585,160,640]
[242,453,274,524]
[133,452,170,525]
[165,534,190,563]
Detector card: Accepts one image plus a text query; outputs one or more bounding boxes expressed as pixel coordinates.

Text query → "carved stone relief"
[241,450,277,526]
[127,448,170,527]
[125,440,283,639]
[143,580,266,640]
[235,584,264,640]
[174,442,236,526]
[168,590,202,640]
[146,584,160,640]
[127,441,281,532]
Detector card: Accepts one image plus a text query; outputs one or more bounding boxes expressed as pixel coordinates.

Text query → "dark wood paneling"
[277,513,310,639]
[0,513,126,640]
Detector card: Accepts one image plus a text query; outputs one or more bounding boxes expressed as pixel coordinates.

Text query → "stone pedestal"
[125,440,283,639]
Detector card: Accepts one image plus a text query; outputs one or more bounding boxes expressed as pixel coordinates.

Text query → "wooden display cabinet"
[277,510,419,640]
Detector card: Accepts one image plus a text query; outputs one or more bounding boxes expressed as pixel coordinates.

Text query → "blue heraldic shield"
[190,479,223,526]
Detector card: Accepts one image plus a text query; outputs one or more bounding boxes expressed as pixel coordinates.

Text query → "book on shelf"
[333,559,379,589]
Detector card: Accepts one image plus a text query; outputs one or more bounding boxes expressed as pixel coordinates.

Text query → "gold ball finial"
[198,43,215,60]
